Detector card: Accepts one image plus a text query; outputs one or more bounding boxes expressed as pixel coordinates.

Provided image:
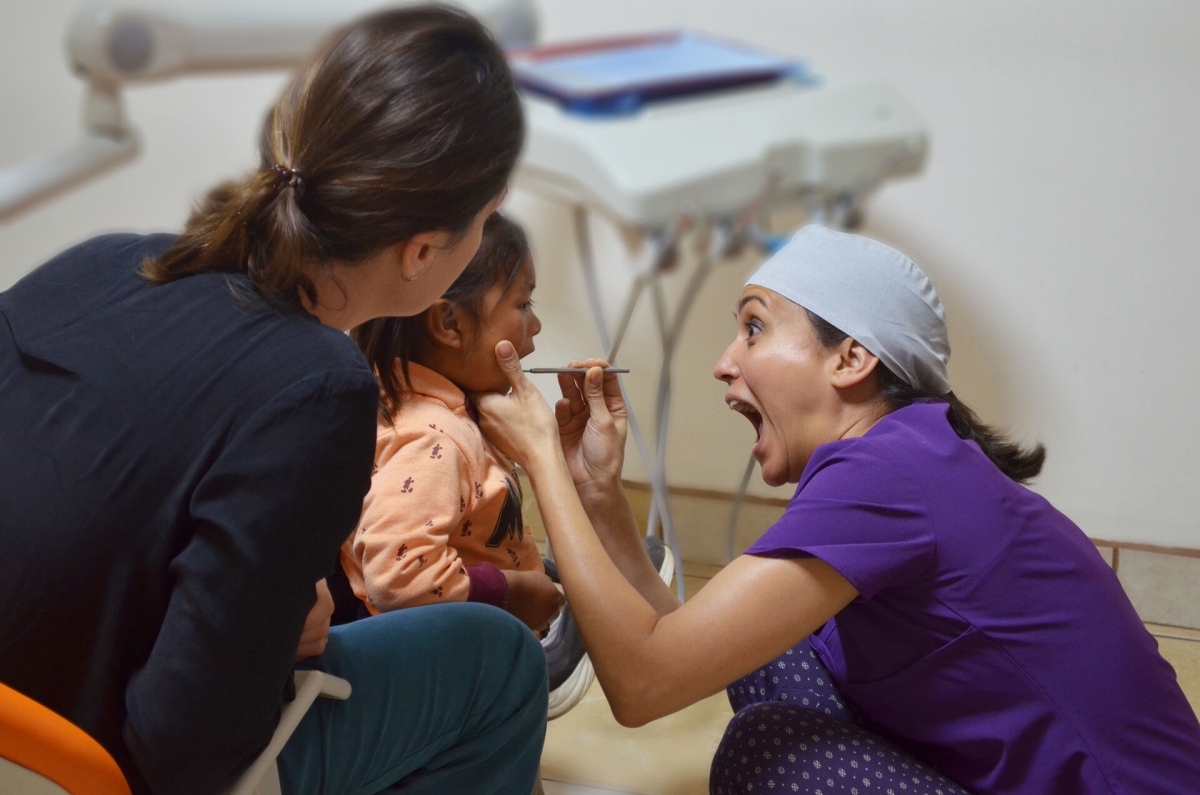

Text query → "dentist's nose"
[713,340,739,384]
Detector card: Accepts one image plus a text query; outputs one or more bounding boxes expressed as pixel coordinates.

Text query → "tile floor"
[539,563,1200,795]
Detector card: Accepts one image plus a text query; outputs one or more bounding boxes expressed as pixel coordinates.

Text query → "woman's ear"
[830,339,879,389]
[398,230,455,283]
[423,300,464,349]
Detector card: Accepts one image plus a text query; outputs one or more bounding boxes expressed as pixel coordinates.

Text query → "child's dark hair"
[805,309,1046,483]
[352,213,531,420]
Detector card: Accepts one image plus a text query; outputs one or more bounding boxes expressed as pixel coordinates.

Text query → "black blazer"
[0,234,378,795]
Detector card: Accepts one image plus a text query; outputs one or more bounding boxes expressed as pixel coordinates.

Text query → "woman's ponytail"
[141,4,524,319]
[143,165,323,304]
[806,309,1046,484]
[873,365,1046,483]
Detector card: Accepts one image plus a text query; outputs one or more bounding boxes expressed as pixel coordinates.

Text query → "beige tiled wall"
[1115,549,1200,630]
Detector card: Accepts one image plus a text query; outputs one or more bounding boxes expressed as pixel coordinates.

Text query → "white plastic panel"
[516,72,927,228]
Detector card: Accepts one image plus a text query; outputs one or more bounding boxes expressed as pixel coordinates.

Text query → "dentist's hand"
[472,340,562,469]
[554,358,627,492]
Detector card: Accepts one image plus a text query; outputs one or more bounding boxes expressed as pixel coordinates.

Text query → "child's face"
[462,256,541,393]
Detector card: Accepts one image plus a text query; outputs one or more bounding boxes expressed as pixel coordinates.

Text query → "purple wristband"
[466,562,508,609]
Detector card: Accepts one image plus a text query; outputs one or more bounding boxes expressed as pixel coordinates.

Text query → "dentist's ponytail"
[806,310,1046,484]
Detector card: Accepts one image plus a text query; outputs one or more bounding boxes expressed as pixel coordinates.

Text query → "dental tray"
[508,31,803,116]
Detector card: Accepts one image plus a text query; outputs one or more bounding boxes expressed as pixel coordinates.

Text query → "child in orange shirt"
[342,214,562,639]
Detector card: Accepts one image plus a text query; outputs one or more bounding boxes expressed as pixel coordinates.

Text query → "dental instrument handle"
[523,368,630,374]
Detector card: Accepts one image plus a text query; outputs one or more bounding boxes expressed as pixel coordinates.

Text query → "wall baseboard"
[619,479,1200,559]
[1090,538,1200,562]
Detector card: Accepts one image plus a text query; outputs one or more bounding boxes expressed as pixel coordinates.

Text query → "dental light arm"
[64,0,537,86]
[0,83,137,221]
[0,0,537,221]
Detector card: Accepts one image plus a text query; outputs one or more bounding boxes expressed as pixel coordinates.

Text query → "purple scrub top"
[746,402,1200,794]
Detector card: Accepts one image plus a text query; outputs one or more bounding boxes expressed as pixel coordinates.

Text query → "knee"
[456,606,548,736]
[716,702,787,757]
[726,643,853,721]
[442,603,547,697]
[710,706,835,773]
[712,704,868,794]
[485,605,547,694]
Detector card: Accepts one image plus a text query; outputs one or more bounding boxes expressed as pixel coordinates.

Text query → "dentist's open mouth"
[727,399,763,442]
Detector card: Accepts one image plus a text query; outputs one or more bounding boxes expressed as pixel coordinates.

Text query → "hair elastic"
[271,164,305,196]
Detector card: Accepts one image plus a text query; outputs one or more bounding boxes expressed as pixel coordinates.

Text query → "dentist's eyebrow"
[737,294,768,312]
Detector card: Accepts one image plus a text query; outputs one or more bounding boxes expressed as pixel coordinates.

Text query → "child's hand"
[502,569,564,635]
[473,340,561,467]
[554,358,628,492]
[295,579,334,662]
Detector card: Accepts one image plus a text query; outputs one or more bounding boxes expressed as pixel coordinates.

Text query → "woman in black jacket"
[0,7,543,795]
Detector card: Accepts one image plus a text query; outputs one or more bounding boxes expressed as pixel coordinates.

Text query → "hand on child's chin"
[472,387,558,468]
[473,340,561,463]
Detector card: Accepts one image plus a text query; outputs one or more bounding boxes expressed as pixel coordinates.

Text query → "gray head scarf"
[745,225,951,395]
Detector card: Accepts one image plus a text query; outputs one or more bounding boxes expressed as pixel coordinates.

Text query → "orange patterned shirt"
[341,362,542,613]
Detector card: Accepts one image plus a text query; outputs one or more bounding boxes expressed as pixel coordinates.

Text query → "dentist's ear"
[830,339,879,389]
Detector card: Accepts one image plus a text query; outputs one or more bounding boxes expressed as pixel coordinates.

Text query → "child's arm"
[349,425,480,611]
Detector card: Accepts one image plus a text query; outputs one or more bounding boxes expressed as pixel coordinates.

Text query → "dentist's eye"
[744,319,764,339]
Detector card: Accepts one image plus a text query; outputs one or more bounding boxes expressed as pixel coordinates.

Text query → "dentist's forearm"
[575,478,680,617]
[523,447,669,716]
[522,443,859,729]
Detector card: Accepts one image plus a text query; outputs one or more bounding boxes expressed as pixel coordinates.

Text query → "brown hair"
[805,309,1046,484]
[352,212,531,420]
[142,4,524,312]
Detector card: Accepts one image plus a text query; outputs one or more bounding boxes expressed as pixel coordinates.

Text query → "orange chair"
[0,671,350,795]
[0,681,129,795]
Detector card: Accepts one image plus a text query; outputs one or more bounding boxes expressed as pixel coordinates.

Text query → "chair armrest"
[222,671,351,795]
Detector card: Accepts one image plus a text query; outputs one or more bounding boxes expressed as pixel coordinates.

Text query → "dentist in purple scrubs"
[474,224,1200,794]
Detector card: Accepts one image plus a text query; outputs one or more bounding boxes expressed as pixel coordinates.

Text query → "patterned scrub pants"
[710,639,973,795]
